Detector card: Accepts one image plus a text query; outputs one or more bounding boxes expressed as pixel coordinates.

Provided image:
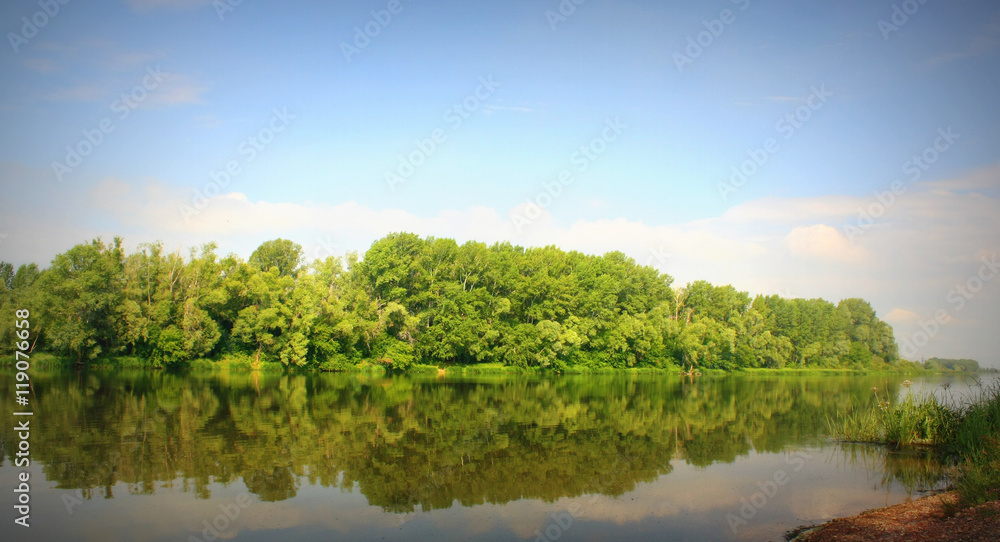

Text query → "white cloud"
[784,224,867,264]
[723,195,859,223]
[884,308,921,325]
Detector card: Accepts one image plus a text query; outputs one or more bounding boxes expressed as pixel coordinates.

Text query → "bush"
[319,353,359,372]
[374,338,415,372]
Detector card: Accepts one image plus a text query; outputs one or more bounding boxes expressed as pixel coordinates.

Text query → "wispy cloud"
[32,43,209,107]
[918,163,1000,193]
[146,74,210,106]
[42,84,108,101]
[40,72,208,106]
[36,39,115,54]
[105,51,163,71]
[23,57,57,73]
[926,14,1000,67]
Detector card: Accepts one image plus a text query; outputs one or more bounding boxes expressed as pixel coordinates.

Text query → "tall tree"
[37,238,128,364]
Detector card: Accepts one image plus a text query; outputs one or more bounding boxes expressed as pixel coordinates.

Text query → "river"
[2,371,993,541]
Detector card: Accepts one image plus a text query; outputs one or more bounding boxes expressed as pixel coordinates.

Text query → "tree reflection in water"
[0,371,945,512]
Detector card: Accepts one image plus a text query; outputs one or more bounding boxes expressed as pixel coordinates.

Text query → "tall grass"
[950,381,1000,507]
[830,384,956,447]
[830,379,1000,508]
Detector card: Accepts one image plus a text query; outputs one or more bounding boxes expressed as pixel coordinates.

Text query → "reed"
[829,384,956,447]
[829,379,1000,508]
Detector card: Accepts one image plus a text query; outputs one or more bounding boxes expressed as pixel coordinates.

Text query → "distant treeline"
[0,233,906,371]
[925,358,980,373]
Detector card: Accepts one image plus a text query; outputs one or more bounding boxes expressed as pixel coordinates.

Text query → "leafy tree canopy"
[1,234,906,371]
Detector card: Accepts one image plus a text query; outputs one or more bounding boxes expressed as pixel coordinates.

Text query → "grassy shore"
[829,379,1000,508]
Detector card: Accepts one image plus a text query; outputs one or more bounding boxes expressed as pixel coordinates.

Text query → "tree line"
[924,358,980,373]
[0,232,902,371]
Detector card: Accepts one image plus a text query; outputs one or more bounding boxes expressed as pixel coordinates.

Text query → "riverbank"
[814,380,1000,541]
[787,491,1000,542]
[5,354,992,377]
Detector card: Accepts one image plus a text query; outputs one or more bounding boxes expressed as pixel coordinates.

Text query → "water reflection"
[0,371,955,541]
[832,443,951,494]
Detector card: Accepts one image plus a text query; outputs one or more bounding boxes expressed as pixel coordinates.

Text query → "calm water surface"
[3,371,989,542]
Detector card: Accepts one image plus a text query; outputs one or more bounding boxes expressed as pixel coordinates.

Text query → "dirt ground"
[786,491,1000,542]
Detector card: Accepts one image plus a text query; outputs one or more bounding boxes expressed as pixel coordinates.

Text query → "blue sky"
[1,0,999,366]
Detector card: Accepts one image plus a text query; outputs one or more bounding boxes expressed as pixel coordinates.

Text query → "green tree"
[3,232,904,373]
[250,239,304,277]
[0,262,41,355]
[36,238,128,364]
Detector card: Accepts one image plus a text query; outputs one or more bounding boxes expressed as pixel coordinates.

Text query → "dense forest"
[0,233,903,371]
